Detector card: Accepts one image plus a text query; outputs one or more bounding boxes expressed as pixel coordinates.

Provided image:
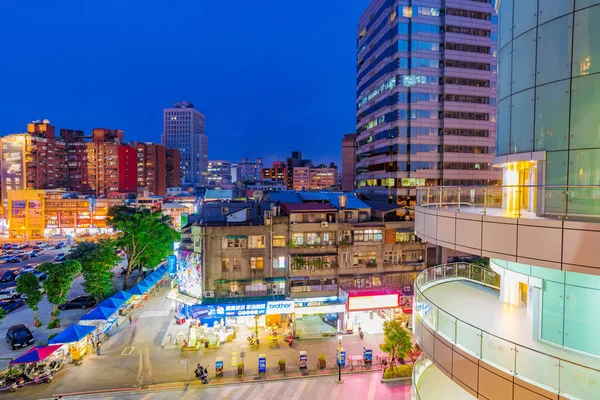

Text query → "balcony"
[413,263,600,400]
[415,185,600,272]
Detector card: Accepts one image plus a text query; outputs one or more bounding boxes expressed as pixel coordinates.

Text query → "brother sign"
[266,301,295,315]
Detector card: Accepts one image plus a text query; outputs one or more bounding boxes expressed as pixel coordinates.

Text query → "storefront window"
[272,235,286,247]
[250,257,264,269]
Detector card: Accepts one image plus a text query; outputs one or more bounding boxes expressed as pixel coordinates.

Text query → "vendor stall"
[78,305,118,336]
[128,281,150,297]
[48,324,95,362]
[2,345,68,392]
[112,290,133,303]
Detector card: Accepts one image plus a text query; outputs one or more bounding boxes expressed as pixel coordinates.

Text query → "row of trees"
[14,205,179,328]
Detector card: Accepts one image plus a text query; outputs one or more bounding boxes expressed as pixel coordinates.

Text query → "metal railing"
[412,354,432,400]
[414,263,600,400]
[416,185,600,220]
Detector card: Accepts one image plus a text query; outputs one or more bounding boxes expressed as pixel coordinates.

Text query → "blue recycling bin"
[258,354,267,374]
[336,348,346,367]
[363,348,372,366]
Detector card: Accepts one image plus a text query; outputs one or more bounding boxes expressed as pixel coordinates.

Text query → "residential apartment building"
[341,133,358,191]
[411,2,600,399]
[7,189,123,239]
[165,148,181,189]
[261,161,287,185]
[207,160,233,187]
[173,192,425,333]
[134,142,175,196]
[292,166,337,190]
[60,129,87,192]
[285,151,311,189]
[237,157,263,183]
[355,0,500,204]
[162,101,208,185]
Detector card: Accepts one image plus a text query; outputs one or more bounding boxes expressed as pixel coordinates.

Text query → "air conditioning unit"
[204,291,215,298]
[321,222,328,228]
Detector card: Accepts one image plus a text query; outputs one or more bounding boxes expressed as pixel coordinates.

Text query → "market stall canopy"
[128,281,151,295]
[144,274,159,285]
[49,324,96,345]
[98,296,126,309]
[9,345,63,365]
[79,305,117,321]
[112,290,133,302]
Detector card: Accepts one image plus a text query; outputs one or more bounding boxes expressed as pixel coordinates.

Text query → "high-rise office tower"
[411,2,600,399]
[162,101,208,185]
[355,1,500,204]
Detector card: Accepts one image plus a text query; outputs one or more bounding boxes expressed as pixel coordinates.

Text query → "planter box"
[318,359,326,369]
[237,367,243,375]
[381,376,412,383]
[279,363,286,372]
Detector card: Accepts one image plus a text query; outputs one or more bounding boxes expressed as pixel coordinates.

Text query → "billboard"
[28,200,42,217]
[176,251,202,299]
[11,200,26,217]
[347,294,400,311]
[1,139,25,201]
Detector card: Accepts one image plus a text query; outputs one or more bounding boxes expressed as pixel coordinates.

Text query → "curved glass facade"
[497,0,600,185]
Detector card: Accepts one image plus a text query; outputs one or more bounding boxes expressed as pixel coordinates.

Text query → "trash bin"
[299,351,307,370]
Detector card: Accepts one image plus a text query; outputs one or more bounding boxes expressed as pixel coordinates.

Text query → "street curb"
[46,369,394,399]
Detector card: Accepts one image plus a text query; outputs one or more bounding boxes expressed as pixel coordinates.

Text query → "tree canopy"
[68,239,119,299]
[38,260,82,324]
[16,272,43,324]
[108,205,179,289]
[379,319,413,371]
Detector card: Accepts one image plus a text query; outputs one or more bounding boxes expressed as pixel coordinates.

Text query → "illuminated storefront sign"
[348,294,399,311]
[266,301,294,315]
[295,304,346,315]
[213,303,267,317]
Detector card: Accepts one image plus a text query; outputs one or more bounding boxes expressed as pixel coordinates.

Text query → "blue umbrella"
[49,324,96,345]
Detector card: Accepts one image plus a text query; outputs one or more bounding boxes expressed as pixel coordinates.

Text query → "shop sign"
[266,301,295,315]
[348,294,399,311]
[295,304,346,315]
[213,303,267,317]
[258,355,266,373]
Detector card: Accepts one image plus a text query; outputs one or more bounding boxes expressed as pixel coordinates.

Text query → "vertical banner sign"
[258,354,266,374]
[168,254,177,276]
[215,357,224,377]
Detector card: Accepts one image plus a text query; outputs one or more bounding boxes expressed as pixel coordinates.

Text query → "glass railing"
[414,263,600,400]
[416,185,600,220]
[412,353,432,400]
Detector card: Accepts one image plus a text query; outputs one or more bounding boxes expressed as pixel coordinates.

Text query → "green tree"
[69,240,119,300]
[0,307,4,323]
[379,319,413,371]
[38,260,82,325]
[108,206,179,289]
[16,272,43,326]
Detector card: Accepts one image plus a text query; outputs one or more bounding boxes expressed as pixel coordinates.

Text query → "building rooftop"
[282,203,336,212]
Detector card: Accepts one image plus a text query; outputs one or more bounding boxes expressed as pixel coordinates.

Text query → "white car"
[14,244,27,250]
[0,287,20,301]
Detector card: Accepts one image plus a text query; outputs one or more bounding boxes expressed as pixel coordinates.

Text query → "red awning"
[9,345,63,365]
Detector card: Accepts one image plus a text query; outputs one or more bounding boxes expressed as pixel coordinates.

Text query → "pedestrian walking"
[96,341,102,356]
[129,315,133,326]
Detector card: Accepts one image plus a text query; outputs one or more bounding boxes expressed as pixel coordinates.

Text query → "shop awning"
[264,277,287,282]
[49,324,95,345]
[79,305,117,321]
[166,289,199,306]
[9,345,63,365]
[129,281,150,295]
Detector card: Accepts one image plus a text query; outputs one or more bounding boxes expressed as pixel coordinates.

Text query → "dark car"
[54,253,66,262]
[54,242,67,249]
[0,268,22,282]
[0,299,24,314]
[18,253,30,261]
[1,244,11,250]
[6,324,34,350]
[58,295,97,310]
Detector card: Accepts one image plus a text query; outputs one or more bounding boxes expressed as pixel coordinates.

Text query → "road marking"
[139,394,153,400]
[331,380,342,400]
[121,346,135,355]
[292,379,309,400]
[366,372,378,400]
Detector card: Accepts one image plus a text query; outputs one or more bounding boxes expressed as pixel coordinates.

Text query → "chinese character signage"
[213,303,267,317]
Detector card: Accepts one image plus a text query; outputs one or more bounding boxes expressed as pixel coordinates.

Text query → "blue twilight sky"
[0,0,369,167]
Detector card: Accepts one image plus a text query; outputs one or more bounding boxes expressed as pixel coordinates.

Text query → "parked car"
[6,324,34,350]
[54,253,66,262]
[54,242,67,249]
[8,256,23,263]
[18,253,30,261]
[1,244,12,250]
[14,244,28,250]
[0,299,24,314]
[0,256,12,264]
[0,268,22,282]
[0,287,20,300]
[35,242,49,249]
[58,295,97,310]
[31,249,45,256]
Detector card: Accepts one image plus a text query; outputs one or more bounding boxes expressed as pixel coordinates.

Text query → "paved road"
[48,372,411,400]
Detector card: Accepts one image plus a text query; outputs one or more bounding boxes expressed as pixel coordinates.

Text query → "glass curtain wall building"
[355,0,501,204]
[411,1,600,399]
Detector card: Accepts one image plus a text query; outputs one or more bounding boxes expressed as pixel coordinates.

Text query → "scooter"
[287,335,293,348]
[194,365,209,384]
